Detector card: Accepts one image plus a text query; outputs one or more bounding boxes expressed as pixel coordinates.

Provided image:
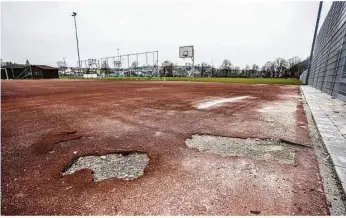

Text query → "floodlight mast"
[306,2,323,85]
[72,12,81,75]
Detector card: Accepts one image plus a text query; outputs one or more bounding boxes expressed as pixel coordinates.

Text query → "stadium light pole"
[306,1,323,85]
[72,12,81,73]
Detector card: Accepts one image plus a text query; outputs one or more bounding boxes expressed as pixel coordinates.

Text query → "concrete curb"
[300,85,346,195]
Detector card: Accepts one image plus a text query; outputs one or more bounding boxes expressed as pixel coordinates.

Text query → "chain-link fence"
[308,2,346,102]
[59,51,159,79]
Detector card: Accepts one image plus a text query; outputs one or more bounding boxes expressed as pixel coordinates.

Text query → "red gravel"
[1,80,329,215]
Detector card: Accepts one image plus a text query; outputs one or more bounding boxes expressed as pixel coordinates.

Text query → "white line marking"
[196,96,250,109]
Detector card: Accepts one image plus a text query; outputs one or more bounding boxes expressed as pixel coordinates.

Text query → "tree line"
[161,56,309,78]
[56,56,309,78]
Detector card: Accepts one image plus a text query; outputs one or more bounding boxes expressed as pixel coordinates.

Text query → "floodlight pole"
[72,12,81,75]
[306,1,323,85]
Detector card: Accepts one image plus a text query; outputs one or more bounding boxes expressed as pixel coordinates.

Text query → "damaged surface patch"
[195,96,251,109]
[62,152,149,182]
[185,135,297,164]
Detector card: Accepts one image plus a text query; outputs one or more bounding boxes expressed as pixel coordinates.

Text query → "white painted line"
[196,96,250,109]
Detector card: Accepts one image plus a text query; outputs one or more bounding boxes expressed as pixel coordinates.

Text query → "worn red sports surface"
[1,80,328,215]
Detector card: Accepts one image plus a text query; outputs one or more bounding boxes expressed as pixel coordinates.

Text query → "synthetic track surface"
[1,80,328,215]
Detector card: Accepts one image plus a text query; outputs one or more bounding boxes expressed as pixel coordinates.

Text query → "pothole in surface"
[62,152,149,182]
[185,135,297,164]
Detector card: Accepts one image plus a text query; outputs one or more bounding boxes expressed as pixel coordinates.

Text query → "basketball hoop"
[179,45,195,78]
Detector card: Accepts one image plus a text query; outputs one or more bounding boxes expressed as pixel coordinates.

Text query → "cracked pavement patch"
[62,152,149,182]
[185,135,298,164]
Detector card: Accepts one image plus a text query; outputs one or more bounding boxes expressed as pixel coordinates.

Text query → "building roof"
[33,65,58,70]
[2,63,27,69]
[1,63,57,70]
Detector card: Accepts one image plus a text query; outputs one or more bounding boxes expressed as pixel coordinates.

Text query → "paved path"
[301,85,346,194]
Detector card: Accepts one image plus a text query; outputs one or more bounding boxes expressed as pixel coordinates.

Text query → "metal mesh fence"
[308,2,346,102]
[59,51,159,78]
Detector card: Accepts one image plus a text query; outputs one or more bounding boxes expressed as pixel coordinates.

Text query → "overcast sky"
[1,0,332,68]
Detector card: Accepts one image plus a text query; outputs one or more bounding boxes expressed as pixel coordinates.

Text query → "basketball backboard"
[179,46,194,58]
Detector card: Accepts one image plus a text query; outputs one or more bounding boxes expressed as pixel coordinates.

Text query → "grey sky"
[1,1,332,68]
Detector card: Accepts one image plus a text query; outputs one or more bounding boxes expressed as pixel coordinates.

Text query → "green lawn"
[60,76,302,85]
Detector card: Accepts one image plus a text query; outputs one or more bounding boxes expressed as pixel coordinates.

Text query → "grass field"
[60,76,302,85]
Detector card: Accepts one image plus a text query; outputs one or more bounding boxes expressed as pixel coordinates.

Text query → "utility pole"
[72,12,81,75]
[306,1,323,85]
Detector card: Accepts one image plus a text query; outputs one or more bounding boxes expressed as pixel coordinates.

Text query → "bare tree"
[101,60,111,75]
[162,60,171,67]
[201,62,210,77]
[0,59,10,67]
[57,58,68,75]
[234,66,240,75]
[162,60,174,76]
[131,61,138,68]
[273,58,287,77]
[251,64,260,77]
[261,61,274,77]
[287,56,301,69]
[220,59,232,77]
[285,56,302,77]
[221,59,232,69]
[245,65,250,76]
[252,64,259,71]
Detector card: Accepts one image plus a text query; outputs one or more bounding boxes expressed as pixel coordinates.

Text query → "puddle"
[62,152,149,182]
[185,135,296,164]
[196,96,251,109]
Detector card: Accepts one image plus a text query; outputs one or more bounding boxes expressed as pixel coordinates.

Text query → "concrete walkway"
[301,85,346,194]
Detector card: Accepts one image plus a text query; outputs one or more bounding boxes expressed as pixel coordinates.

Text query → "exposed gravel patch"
[257,100,296,125]
[62,152,149,182]
[185,135,297,164]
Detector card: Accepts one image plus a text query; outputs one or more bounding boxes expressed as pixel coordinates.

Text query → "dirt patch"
[31,129,83,155]
[62,152,149,182]
[185,135,297,164]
